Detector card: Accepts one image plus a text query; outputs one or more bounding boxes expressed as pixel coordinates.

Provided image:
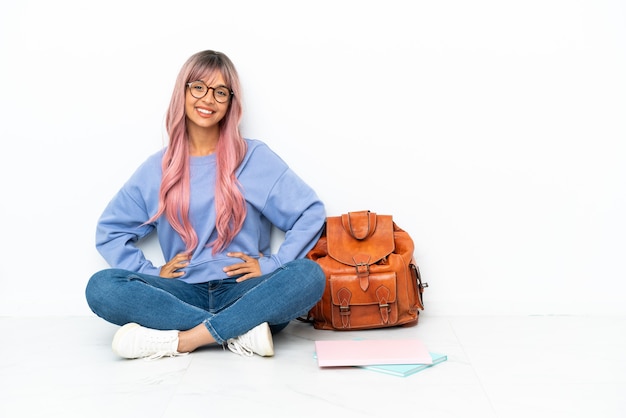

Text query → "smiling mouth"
[197,108,214,115]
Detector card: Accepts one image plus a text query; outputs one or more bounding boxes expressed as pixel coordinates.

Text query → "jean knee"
[292,258,326,297]
[85,268,121,311]
[85,270,102,310]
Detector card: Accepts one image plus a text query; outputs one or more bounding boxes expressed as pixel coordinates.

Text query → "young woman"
[85,50,326,360]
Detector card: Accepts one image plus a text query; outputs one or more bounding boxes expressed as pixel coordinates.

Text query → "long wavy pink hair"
[148,50,247,254]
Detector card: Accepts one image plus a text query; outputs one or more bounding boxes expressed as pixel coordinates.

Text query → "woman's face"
[185,73,231,133]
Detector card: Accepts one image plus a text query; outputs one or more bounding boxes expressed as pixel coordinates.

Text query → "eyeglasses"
[186,81,233,103]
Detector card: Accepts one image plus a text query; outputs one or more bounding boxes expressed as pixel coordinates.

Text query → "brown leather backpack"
[304,210,427,330]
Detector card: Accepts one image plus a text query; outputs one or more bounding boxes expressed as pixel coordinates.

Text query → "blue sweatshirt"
[96,139,325,284]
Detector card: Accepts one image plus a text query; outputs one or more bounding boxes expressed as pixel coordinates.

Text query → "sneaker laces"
[137,332,184,360]
[226,335,255,357]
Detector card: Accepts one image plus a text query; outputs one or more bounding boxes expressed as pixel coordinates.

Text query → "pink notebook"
[314,339,433,367]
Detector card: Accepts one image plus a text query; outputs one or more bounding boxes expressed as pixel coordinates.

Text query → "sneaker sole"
[112,322,140,358]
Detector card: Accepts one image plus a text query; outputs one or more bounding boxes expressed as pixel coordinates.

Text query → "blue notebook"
[360,352,448,377]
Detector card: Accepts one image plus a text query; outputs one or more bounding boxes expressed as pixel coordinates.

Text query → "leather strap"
[337,287,352,328]
[353,254,371,291]
[376,286,391,324]
[343,210,377,240]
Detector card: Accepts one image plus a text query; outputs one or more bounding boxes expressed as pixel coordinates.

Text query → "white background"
[0,0,624,317]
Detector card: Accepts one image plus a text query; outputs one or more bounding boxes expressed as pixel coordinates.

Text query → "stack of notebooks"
[314,339,447,377]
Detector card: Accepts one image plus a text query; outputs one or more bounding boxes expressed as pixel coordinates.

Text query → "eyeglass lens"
[188,81,232,103]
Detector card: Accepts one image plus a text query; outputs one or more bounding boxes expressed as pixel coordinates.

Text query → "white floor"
[1,315,624,418]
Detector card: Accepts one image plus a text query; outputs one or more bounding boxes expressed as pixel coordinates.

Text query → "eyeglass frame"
[186,80,234,102]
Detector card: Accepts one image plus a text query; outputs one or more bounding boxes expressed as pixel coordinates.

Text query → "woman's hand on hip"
[160,253,190,279]
[224,252,263,282]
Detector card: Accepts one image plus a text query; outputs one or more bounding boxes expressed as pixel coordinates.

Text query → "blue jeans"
[85,258,325,344]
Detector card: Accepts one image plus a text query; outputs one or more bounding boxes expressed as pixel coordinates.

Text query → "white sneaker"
[112,323,186,360]
[226,322,274,357]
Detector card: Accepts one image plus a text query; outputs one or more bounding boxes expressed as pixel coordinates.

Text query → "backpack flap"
[326,211,395,268]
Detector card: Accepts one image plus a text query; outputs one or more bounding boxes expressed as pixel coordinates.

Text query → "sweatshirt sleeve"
[240,141,326,274]
[257,168,326,274]
[95,154,163,276]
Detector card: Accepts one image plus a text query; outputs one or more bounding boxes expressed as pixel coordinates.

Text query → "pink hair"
[147,50,247,254]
